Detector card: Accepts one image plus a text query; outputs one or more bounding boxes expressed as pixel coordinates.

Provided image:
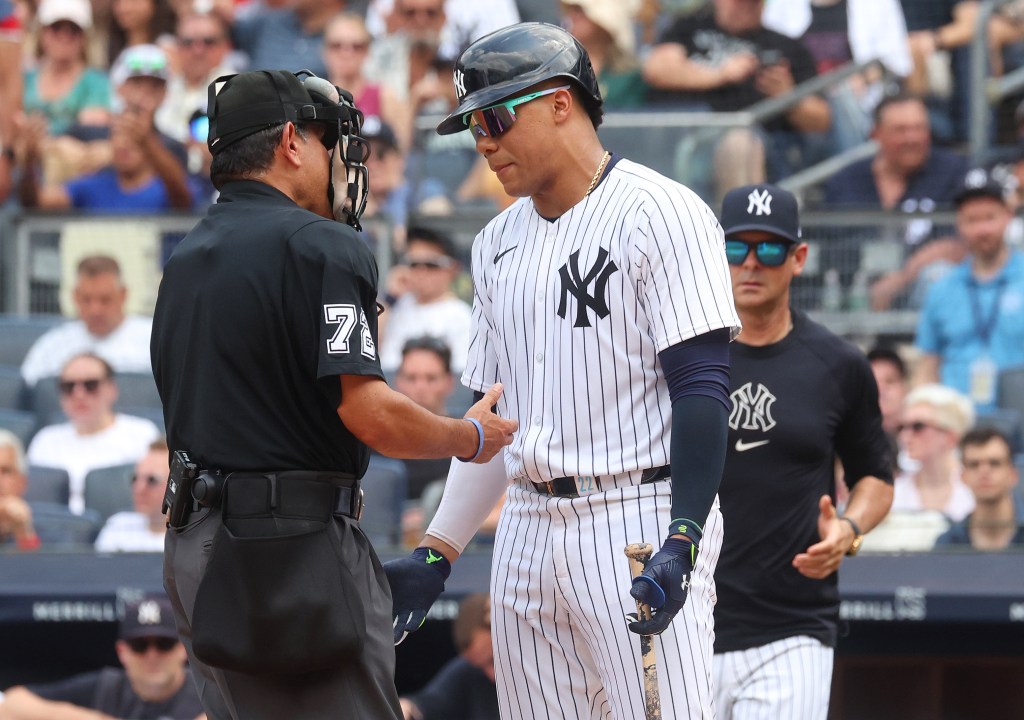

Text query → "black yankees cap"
[954,167,1008,207]
[720,183,801,244]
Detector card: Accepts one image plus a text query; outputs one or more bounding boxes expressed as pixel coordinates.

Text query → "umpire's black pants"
[164,505,402,720]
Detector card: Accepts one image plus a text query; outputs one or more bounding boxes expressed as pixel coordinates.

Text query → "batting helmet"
[436,22,603,136]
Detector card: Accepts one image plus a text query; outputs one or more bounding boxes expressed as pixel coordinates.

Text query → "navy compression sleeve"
[658,328,731,536]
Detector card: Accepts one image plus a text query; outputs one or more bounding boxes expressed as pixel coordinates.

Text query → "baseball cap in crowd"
[37,0,91,29]
[110,44,170,87]
[119,595,178,641]
[720,183,801,243]
[361,115,398,154]
[953,167,1007,208]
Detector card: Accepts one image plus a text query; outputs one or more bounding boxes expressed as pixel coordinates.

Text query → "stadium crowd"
[1,0,1023,716]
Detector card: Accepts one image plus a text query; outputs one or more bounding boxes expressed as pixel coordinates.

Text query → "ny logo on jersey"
[747,188,773,216]
[729,381,777,431]
[556,248,618,328]
[453,69,466,100]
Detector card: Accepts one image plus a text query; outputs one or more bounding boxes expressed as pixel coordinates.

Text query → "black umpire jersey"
[151,180,384,475]
[715,310,892,652]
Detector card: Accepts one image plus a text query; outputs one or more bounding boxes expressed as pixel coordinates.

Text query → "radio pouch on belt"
[164,451,199,529]
[190,473,367,675]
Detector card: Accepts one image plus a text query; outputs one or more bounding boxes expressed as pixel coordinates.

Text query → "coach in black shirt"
[151,70,515,720]
[713,184,894,719]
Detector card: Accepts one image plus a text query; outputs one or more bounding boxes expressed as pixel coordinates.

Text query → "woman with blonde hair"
[862,383,975,551]
[893,383,976,520]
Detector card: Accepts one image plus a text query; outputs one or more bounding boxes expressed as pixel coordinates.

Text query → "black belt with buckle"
[532,465,670,498]
[218,471,362,521]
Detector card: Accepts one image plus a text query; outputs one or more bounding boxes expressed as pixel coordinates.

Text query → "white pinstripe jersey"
[462,158,740,484]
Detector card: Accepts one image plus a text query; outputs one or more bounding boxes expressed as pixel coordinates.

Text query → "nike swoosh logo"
[493,246,518,264]
[734,439,770,452]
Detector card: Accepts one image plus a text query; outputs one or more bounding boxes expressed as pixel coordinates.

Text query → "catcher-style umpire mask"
[206,69,371,230]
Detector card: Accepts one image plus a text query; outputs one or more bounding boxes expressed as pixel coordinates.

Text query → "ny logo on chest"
[556,247,619,328]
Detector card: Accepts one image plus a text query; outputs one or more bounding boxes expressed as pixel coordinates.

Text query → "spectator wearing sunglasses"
[26,353,160,514]
[862,382,975,552]
[934,427,1024,550]
[0,594,205,720]
[95,437,169,552]
[156,12,234,146]
[379,227,471,374]
[231,0,345,77]
[21,255,154,388]
[714,183,893,718]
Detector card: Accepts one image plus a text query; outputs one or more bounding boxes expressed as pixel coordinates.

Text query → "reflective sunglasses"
[126,636,178,654]
[465,85,570,139]
[132,473,165,487]
[58,378,104,396]
[724,239,793,267]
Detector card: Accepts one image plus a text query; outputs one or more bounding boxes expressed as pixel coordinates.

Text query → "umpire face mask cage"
[206,69,370,230]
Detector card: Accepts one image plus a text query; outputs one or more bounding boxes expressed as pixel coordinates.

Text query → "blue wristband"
[457,418,485,463]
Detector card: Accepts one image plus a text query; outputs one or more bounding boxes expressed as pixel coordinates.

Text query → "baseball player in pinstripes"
[714,184,894,719]
[384,22,740,720]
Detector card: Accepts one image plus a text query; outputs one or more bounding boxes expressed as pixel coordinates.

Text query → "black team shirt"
[715,310,892,651]
[152,180,384,474]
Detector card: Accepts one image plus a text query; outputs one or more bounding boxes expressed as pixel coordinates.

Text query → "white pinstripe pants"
[713,636,834,720]
[490,480,722,720]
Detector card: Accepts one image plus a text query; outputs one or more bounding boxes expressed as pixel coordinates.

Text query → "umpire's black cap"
[720,183,801,243]
[953,167,1008,208]
[206,70,339,155]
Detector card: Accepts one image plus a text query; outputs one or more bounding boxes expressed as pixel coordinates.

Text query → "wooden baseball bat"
[625,542,662,720]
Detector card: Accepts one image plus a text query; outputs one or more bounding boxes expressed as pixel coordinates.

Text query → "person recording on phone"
[642,0,830,202]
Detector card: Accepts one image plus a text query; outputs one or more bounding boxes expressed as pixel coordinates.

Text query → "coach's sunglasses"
[465,85,570,139]
[725,240,794,268]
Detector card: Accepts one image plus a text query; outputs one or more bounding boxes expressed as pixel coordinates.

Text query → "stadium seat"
[29,376,63,428]
[0,365,27,410]
[24,465,71,505]
[359,455,408,547]
[0,315,61,366]
[449,383,476,417]
[997,368,1024,425]
[0,409,37,448]
[30,502,102,546]
[113,372,162,411]
[974,408,1023,454]
[83,463,135,523]
[119,405,165,433]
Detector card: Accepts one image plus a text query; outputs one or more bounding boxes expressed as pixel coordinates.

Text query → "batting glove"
[383,547,451,645]
[628,537,697,635]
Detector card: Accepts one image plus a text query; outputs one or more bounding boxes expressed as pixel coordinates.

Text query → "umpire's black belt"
[532,466,670,498]
[219,471,362,521]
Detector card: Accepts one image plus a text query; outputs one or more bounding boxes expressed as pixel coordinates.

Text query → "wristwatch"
[839,515,864,556]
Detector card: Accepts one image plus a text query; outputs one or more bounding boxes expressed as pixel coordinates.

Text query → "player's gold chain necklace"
[585,151,612,197]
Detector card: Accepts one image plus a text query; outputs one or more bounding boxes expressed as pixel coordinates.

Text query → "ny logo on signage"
[557,248,618,328]
[729,382,777,431]
[453,69,466,99]
[747,188,773,216]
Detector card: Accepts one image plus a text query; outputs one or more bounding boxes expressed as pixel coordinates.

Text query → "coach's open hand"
[463,383,518,463]
[384,547,452,645]
[627,537,696,635]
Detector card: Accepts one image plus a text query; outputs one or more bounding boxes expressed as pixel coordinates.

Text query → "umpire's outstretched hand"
[384,547,451,645]
[463,383,518,463]
[627,537,696,635]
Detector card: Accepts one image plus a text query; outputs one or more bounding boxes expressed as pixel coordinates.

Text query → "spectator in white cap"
[561,0,648,108]
[22,0,111,135]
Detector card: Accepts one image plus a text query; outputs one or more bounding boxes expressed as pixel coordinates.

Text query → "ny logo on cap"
[747,188,773,216]
[137,600,162,625]
[453,69,466,100]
